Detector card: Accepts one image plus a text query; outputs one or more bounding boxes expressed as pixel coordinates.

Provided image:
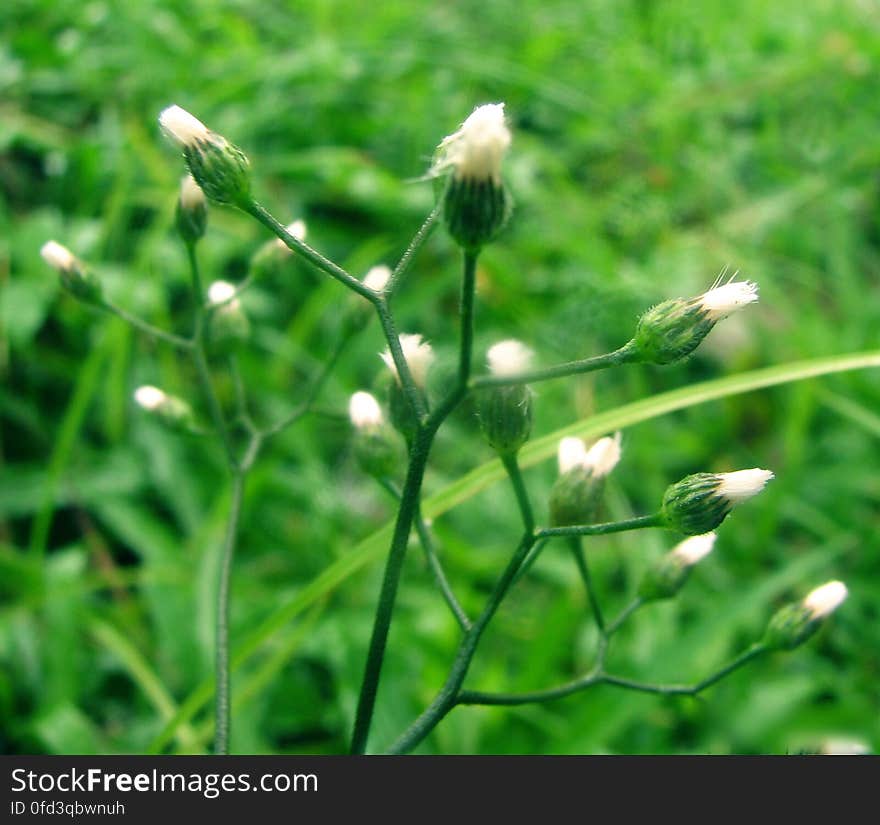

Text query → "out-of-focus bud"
[134,385,194,431]
[764,580,848,651]
[349,391,402,479]
[476,340,534,455]
[40,240,103,306]
[159,105,251,206]
[341,264,393,334]
[638,532,717,602]
[661,468,774,535]
[633,279,759,365]
[380,333,434,441]
[206,280,249,351]
[176,174,208,244]
[549,433,622,525]
[433,103,512,250]
[248,219,308,281]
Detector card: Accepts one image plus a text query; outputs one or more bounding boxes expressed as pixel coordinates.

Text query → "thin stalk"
[536,513,664,539]
[605,597,643,636]
[104,301,192,350]
[387,203,441,296]
[568,536,605,634]
[470,341,637,389]
[501,453,534,534]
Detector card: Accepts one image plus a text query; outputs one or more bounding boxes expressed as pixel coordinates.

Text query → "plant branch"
[536,513,664,539]
[103,300,192,350]
[568,536,605,634]
[387,203,441,297]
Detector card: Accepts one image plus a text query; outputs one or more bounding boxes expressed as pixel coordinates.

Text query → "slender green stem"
[213,470,245,754]
[458,671,602,706]
[103,301,192,350]
[373,300,427,421]
[458,250,478,386]
[387,203,441,296]
[605,597,643,636]
[568,536,605,634]
[470,341,637,389]
[243,199,376,301]
[536,513,664,539]
[501,452,534,534]
[387,531,536,754]
[510,536,549,586]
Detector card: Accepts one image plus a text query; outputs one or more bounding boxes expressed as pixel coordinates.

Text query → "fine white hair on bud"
[671,532,717,566]
[698,279,759,322]
[803,580,848,620]
[40,240,77,272]
[716,468,775,503]
[134,385,168,411]
[380,333,435,387]
[363,265,392,292]
[159,104,210,148]
[486,339,533,377]
[557,433,622,477]
[179,174,206,209]
[349,391,384,430]
[207,280,239,307]
[434,103,511,183]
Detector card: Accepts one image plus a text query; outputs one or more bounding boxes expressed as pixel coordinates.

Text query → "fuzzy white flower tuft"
[557,433,621,478]
[349,391,384,430]
[803,580,848,620]
[699,279,759,322]
[134,385,168,411]
[434,103,511,183]
[40,240,77,272]
[716,468,774,503]
[671,532,717,566]
[380,333,435,387]
[159,105,210,148]
[363,265,392,292]
[207,280,238,307]
[179,174,206,210]
[487,339,533,377]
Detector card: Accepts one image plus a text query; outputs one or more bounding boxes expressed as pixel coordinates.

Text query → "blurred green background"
[1,0,878,755]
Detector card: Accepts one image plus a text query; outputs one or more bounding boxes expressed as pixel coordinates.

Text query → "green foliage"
[2,0,879,755]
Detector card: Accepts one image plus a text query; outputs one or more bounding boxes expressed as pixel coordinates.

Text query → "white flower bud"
[557,433,622,478]
[159,105,210,147]
[207,280,239,308]
[134,385,167,411]
[716,468,775,503]
[380,333,435,387]
[179,174,206,210]
[670,532,717,566]
[486,339,533,377]
[40,240,77,272]
[434,103,512,183]
[803,580,848,620]
[698,279,759,322]
[349,391,384,430]
[557,437,588,475]
[363,264,392,292]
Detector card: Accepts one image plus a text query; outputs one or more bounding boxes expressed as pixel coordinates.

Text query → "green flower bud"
[159,105,250,206]
[764,580,848,651]
[661,468,773,535]
[476,340,534,455]
[176,174,208,244]
[432,103,513,250]
[633,280,758,365]
[638,533,716,602]
[40,241,104,306]
[549,434,621,526]
[349,391,402,480]
[206,281,249,352]
[134,385,194,431]
[379,333,434,441]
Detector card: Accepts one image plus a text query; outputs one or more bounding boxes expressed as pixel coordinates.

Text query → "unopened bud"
[40,240,103,305]
[134,385,194,431]
[349,391,402,479]
[661,468,774,534]
[176,174,208,243]
[159,105,251,206]
[764,581,848,650]
[549,433,622,525]
[633,279,758,365]
[476,340,534,455]
[638,533,716,601]
[207,280,249,351]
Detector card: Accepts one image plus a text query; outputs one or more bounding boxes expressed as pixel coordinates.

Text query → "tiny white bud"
[582,432,622,479]
[179,174,206,210]
[670,532,717,567]
[380,333,435,387]
[803,580,848,620]
[434,103,512,183]
[40,240,77,272]
[487,339,533,378]
[716,468,775,503]
[818,737,870,756]
[698,279,759,322]
[159,104,210,148]
[557,437,588,475]
[363,264,392,292]
[349,391,384,430]
[207,280,239,308]
[275,219,307,252]
[134,385,168,411]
